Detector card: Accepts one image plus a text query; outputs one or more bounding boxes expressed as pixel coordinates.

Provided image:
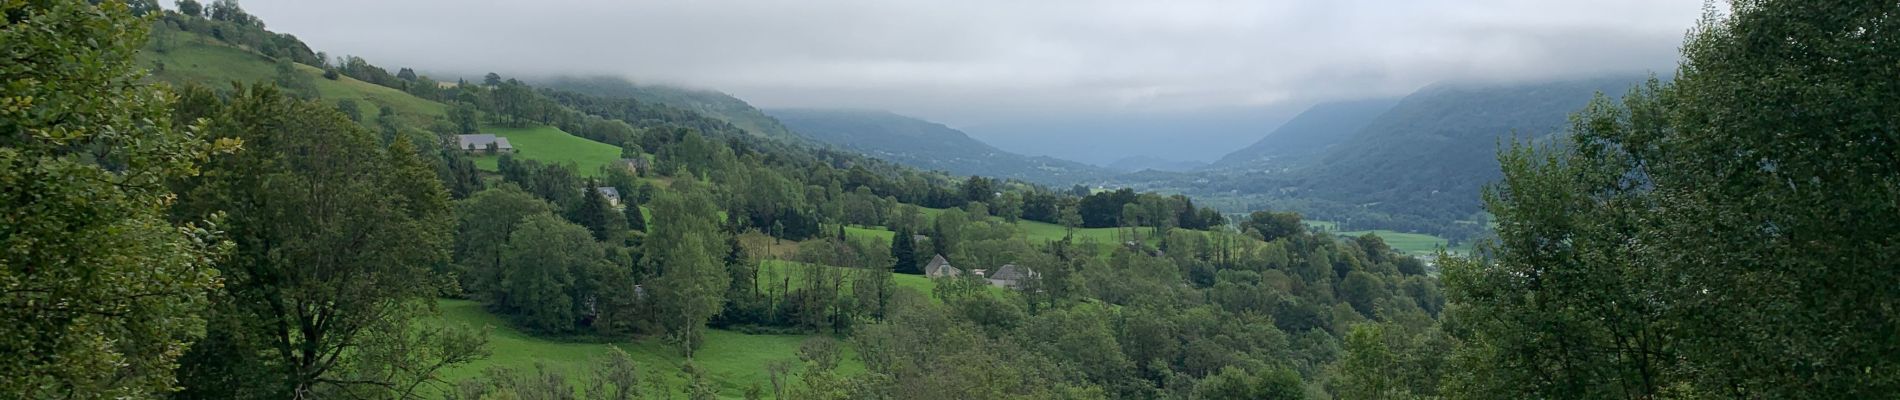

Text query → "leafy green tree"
[572,180,628,244]
[931,208,968,260]
[993,191,1024,223]
[498,214,603,333]
[454,185,555,295]
[1194,366,1304,400]
[177,0,204,17]
[171,85,480,398]
[449,101,480,134]
[644,183,731,356]
[1445,1,1900,398]
[961,175,995,204]
[586,347,642,400]
[334,98,362,122]
[1,1,226,397]
[1240,211,1304,242]
[624,198,648,232]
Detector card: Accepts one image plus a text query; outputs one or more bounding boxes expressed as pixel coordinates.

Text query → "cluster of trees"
[1073,188,1226,231]
[758,212,1448,398]
[1438,1,1900,397]
[144,0,321,66]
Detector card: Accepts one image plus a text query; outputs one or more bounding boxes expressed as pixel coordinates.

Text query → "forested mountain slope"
[1292,75,1645,221]
[1209,98,1399,170]
[539,76,803,141]
[766,108,1117,185]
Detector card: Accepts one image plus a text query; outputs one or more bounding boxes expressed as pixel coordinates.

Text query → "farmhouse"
[616,158,650,175]
[986,264,1039,290]
[595,187,622,208]
[923,254,960,278]
[455,134,514,154]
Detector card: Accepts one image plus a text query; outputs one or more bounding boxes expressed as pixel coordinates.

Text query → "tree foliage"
[169,85,481,398]
[0,1,226,397]
[1444,1,1900,398]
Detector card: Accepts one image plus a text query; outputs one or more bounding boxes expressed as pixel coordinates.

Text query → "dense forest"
[3,1,1895,400]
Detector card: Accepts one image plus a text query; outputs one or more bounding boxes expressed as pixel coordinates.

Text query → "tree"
[170,85,482,398]
[483,72,502,87]
[1444,1,1900,398]
[643,184,730,356]
[453,185,555,296]
[993,191,1024,223]
[571,180,628,244]
[207,0,255,27]
[449,101,480,135]
[1058,203,1083,237]
[891,227,919,275]
[587,347,642,400]
[1,2,226,397]
[1193,366,1304,400]
[498,214,603,333]
[1332,324,1402,399]
[334,98,361,122]
[178,0,204,17]
[931,208,968,260]
[1240,211,1304,242]
[961,176,995,205]
[624,197,648,232]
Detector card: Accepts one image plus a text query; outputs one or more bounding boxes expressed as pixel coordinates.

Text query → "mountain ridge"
[1208,98,1401,169]
[764,108,1117,185]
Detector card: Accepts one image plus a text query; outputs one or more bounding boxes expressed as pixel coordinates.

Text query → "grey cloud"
[237,0,1703,161]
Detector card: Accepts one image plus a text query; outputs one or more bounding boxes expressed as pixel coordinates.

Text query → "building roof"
[924,254,958,277]
[988,264,1035,281]
[456,134,513,150]
[596,186,620,200]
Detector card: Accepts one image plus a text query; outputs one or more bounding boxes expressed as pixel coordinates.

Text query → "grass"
[843,226,896,243]
[432,299,861,399]
[1336,230,1455,255]
[140,26,446,129]
[469,125,624,177]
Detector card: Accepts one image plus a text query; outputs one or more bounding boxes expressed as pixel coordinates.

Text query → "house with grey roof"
[595,187,622,208]
[923,254,961,278]
[986,264,1039,290]
[455,134,515,154]
[617,158,650,175]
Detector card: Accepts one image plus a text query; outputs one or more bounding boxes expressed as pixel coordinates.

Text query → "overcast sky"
[238,0,1704,164]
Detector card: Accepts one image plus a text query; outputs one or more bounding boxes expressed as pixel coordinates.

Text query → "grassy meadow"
[470,125,624,176]
[1336,229,1458,254]
[431,299,862,399]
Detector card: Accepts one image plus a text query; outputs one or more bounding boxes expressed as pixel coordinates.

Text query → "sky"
[237,0,1705,164]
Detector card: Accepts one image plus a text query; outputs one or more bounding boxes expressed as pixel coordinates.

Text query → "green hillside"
[541,76,802,141]
[432,299,862,399]
[1209,98,1399,169]
[470,125,623,177]
[140,24,445,129]
[1299,76,1645,221]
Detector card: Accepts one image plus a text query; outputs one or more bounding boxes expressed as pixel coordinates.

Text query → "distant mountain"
[1107,156,1208,172]
[538,76,802,141]
[1295,75,1647,220]
[764,108,1116,185]
[1209,98,1400,169]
